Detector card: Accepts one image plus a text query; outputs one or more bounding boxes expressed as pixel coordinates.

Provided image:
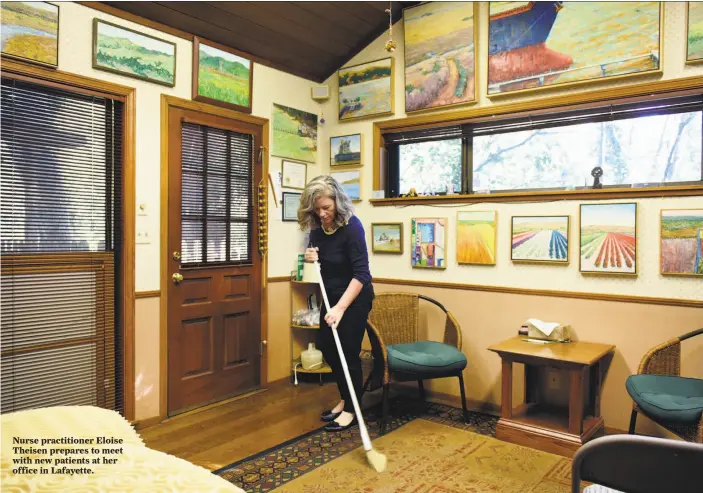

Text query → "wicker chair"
[627,328,703,443]
[363,292,468,435]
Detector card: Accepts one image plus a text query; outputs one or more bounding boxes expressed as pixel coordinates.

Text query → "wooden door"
[167,107,263,416]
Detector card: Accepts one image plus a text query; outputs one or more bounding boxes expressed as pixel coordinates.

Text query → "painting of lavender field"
[688,2,703,63]
[661,209,703,276]
[511,216,569,263]
[404,1,476,112]
[1,2,58,67]
[487,2,661,96]
[580,203,637,275]
[338,58,393,121]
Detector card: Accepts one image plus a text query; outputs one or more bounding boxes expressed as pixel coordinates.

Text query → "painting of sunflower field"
[580,203,637,275]
[511,216,569,264]
[660,209,703,276]
[457,211,497,265]
[1,2,58,67]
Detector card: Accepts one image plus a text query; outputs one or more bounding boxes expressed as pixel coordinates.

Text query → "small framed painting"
[411,217,447,269]
[93,19,176,87]
[660,209,703,276]
[457,211,497,265]
[192,36,253,113]
[330,169,361,202]
[272,103,318,163]
[687,2,703,64]
[372,223,403,254]
[330,134,362,167]
[511,216,570,264]
[1,1,59,67]
[579,203,637,275]
[281,192,301,222]
[281,160,307,190]
[338,57,394,121]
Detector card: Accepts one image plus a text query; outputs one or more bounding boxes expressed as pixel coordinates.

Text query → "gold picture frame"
[579,203,638,277]
[371,223,403,254]
[510,215,570,265]
[281,159,307,190]
[330,133,363,167]
[1,1,59,68]
[686,2,703,65]
[402,1,479,114]
[411,217,448,269]
[457,210,498,266]
[338,57,395,122]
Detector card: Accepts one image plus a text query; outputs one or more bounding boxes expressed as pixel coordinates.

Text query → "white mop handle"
[314,262,373,452]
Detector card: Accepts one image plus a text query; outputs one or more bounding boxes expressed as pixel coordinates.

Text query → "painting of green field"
[404,1,476,112]
[272,103,317,163]
[338,58,393,121]
[372,223,402,254]
[1,2,58,66]
[661,209,703,276]
[688,2,703,62]
[488,2,661,96]
[197,42,251,109]
[456,211,496,265]
[94,19,176,86]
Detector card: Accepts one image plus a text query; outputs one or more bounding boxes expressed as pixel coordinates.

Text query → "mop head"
[366,448,387,472]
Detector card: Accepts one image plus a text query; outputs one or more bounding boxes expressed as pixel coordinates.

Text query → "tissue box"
[527,323,572,342]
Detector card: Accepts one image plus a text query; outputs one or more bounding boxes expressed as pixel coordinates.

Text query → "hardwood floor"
[139,378,367,472]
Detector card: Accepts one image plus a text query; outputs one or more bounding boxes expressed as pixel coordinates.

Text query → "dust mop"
[314,261,387,473]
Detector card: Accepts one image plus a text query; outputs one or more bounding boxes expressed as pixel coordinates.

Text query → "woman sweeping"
[298,175,375,432]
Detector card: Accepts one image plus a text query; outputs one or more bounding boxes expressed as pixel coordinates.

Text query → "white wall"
[318,1,703,302]
[58,2,321,291]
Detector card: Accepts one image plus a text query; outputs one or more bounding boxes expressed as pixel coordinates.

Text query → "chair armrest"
[366,320,390,386]
[443,311,462,351]
[637,338,680,376]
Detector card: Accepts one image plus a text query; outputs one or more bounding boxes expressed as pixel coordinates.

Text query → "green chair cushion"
[626,374,703,425]
[387,341,467,378]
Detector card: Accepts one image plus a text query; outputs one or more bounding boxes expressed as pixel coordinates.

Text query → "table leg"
[569,367,586,435]
[502,359,513,419]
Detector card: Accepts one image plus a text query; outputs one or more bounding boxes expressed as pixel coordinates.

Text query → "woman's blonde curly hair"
[297,175,354,231]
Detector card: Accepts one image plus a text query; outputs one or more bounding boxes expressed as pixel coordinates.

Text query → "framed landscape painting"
[338,57,394,121]
[403,1,477,112]
[487,2,662,97]
[1,1,59,67]
[272,103,317,163]
[580,203,637,275]
[687,2,703,64]
[330,134,362,167]
[660,209,703,276]
[411,218,447,269]
[193,37,252,113]
[372,223,403,254]
[330,169,361,202]
[456,211,497,265]
[93,19,176,86]
[511,216,569,264]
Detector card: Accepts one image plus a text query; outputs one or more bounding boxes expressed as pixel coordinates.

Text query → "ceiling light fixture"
[384,3,396,53]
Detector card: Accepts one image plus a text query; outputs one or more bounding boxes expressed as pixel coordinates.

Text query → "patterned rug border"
[215,397,498,493]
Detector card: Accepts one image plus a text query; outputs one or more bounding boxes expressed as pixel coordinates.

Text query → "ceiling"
[96,1,420,83]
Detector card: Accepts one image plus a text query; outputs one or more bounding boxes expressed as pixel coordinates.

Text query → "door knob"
[172,272,183,284]
[172,251,181,260]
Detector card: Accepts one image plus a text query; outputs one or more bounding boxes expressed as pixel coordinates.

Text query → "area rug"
[214,399,572,492]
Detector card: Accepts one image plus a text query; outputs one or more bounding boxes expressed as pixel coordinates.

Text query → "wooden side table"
[488,336,615,457]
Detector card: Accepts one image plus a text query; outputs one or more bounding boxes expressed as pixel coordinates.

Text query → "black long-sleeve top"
[310,215,374,305]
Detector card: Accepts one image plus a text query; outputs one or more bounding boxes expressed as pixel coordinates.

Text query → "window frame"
[372,77,703,206]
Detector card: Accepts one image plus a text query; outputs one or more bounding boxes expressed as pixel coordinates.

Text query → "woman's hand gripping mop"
[314,261,387,473]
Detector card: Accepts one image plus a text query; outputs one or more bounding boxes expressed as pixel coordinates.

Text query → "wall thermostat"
[311,85,329,101]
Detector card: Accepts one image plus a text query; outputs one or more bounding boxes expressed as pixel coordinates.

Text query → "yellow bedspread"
[1,405,245,493]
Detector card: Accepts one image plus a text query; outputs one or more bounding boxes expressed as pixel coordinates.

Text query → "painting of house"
[330,134,361,166]
[411,218,447,269]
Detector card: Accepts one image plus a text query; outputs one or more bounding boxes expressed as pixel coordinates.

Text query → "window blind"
[0,77,123,414]
[181,122,254,267]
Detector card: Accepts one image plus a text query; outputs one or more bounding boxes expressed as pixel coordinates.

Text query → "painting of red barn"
[487,2,662,97]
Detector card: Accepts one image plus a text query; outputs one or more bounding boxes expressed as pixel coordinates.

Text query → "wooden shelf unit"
[290,280,329,384]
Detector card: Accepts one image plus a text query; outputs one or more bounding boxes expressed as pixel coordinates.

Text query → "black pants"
[318,296,372,413]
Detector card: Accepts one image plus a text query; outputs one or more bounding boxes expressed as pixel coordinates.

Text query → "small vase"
[301,343,323,370]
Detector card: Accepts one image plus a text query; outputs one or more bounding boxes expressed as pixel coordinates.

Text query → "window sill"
[369,184,703,206]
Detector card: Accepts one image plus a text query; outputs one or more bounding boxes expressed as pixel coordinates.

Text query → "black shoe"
[320,409,342,422]
[324,417,357,432]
